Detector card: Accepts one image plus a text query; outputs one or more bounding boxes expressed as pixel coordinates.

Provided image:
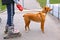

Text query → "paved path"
[23,0,41,9]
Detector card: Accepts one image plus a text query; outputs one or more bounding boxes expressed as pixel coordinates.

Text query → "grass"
[50,0,60,4]
[0,0,6,11]
[37,0,46,7]
[37,0,60,7]
[0,0,1,11]
[1,5,6,11]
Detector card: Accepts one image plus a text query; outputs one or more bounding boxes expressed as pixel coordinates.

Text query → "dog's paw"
[25,30,30,33]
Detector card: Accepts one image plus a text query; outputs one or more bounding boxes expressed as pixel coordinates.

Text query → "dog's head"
[42,6,52,13]
[38,6,52,16]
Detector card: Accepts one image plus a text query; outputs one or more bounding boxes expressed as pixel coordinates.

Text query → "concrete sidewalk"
[23,0,41,9]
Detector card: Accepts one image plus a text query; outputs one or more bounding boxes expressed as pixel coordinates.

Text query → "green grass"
[50,0,60,4]
[0,0,6,11]
[0,0,1,11]
[1,5,6,11]
[37,0,46,7]
[37,0,60,7]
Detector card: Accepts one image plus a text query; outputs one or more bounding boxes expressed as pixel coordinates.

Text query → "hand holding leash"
[16,4,23,11]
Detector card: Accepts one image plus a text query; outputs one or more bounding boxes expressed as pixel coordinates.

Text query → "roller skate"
[4,26,21,39]
[4,24,14,34]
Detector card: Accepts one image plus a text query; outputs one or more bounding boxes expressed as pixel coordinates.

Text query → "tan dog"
[23,6,52,33]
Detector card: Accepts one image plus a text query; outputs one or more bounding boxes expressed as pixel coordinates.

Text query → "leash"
[23,8,42,12]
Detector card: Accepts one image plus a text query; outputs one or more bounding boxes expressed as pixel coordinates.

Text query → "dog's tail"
[23,14,28,17]
[23,15,26,17]
[23,15,24,17]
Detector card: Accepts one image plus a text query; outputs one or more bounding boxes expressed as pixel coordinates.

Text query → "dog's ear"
[44,6,48,10]
[44,6,50,9]
[44,7,46,10]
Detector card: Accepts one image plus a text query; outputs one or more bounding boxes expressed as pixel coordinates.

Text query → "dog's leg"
[24,17,30,32]
[41,21,44,33]
[25,25,27,31]
[25,21,30,31]
[27,21,30,31]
